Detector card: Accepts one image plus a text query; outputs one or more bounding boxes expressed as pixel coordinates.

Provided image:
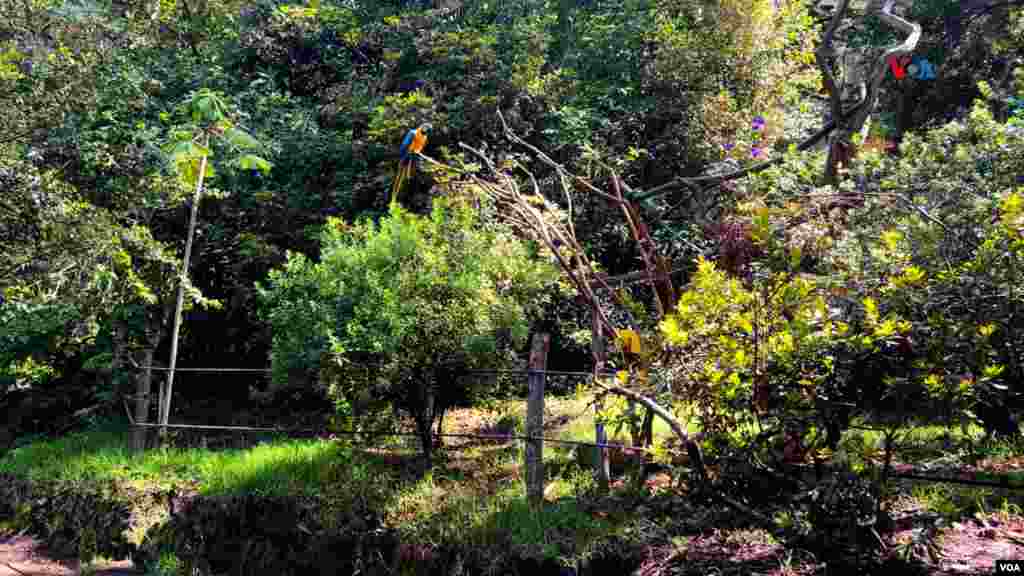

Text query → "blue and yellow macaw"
[390,123,431,205]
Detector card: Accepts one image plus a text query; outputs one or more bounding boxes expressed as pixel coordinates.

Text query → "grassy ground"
[4,396,1024,574]
[0,420,349,497]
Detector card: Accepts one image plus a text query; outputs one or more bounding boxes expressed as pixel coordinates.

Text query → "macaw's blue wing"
[392,126,429,206]
[916,59,936,80]
[399,129,417,161]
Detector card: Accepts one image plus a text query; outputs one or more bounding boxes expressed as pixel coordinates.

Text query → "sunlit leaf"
[223,127,264,152]
[235,154,273,174]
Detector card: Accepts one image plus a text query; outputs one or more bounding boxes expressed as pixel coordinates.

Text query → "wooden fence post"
[592,310,610,492]
[526,332,549,508]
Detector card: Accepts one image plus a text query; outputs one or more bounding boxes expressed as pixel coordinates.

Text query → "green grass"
[383,445,611,568]
[0,419,364,497]
[10,399,1024,572]
[0,406,622,569]
[554,395,695,446]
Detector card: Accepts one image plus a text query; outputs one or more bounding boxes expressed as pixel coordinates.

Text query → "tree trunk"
[131,347,155,452]
[111,317,128,399]
[591,310,610,492]
[555,0,572,64]
[434,406,445,448]
[819,0,921,182]
[627,400,641,447]
[133,307,166,452]
[895,78,915,144]
[161,134,210,437]
[640,408,655,447]
[416,376,436,471]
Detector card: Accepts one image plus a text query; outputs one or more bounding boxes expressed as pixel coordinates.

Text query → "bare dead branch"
[594,380,711,488]
[4,562,43,576]
[816,0,852,127]
[816,0,853,183]
[495,110,622,204]
[457,142,621,335]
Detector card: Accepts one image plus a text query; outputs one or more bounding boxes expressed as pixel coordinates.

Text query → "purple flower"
[723,143,735,151]
[1017,174,1024,184]
[751,146,764,159]
[752,116,767,131]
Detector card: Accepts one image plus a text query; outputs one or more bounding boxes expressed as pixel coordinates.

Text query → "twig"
[4,562,41,576]
[1003,530,1024,546]
[495,110,621,204]
[458,140,624,335]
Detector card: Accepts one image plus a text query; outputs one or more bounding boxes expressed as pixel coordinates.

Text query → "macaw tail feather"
[390,171,402,205]
[390,161,415,206]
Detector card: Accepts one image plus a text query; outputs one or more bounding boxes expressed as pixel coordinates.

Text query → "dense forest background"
[1,0,1023,452]
[7,1,1024,574]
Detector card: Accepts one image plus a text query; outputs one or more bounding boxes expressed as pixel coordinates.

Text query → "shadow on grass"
[362,436,651,575]
[3,416,953,575]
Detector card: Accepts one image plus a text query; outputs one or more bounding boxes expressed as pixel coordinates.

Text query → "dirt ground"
[0,536,137,576]
[5,512,1024,575]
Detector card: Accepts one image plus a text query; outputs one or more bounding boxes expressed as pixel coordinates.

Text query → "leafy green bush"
[259,196,563,465]
[688,94,1024,458]
[658,253,838,452]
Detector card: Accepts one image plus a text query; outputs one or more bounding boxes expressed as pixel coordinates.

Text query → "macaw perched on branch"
[390,123,432,205]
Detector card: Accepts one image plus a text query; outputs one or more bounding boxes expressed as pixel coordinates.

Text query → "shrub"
[259,197,563,467]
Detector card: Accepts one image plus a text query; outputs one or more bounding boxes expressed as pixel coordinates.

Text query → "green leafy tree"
[659,253,841,449]
[258,197,562,467]
[704,93,1024,461]
[159,88,271,435]
[0,0,215,443]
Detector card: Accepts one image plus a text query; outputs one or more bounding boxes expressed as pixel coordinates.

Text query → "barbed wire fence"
[120,364,627,451]
[118,361,1024,493]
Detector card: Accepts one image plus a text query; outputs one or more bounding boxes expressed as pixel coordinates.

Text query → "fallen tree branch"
[458,139,632,337]
[593,381,708,488]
